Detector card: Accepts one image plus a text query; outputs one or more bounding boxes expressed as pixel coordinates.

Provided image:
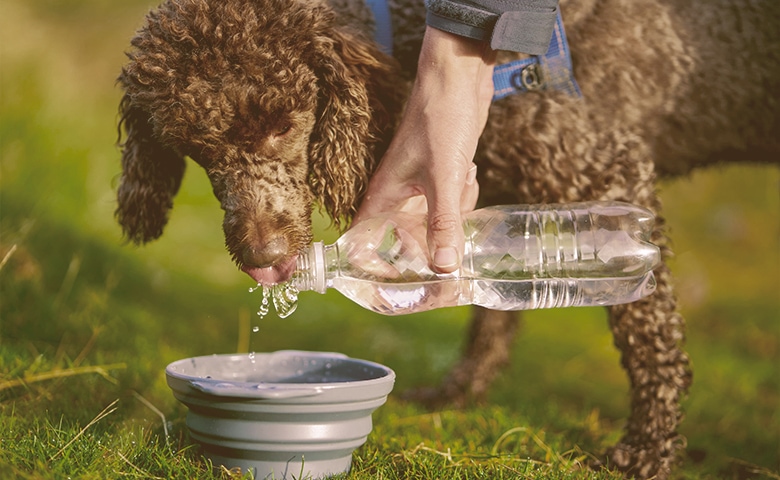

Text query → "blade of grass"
[115,450,165,480]
[72,326,104,367]
[237,307,250,353]
[50,399,119,461]
[0,363,126,392]
[131,390,169,443]
[491,426,563,464]
[54,253,82,307]
[0,244,18,271]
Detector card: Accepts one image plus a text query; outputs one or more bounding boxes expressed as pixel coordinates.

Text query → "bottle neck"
[292,241,324,293]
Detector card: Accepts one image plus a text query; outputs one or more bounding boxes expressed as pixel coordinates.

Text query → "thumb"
[427,162,479,273]
[426,188,465,274]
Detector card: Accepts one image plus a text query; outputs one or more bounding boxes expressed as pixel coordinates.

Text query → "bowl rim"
[165,350,396,399]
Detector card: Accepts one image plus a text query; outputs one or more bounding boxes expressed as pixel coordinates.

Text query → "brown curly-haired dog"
[117,0,405,282]
[116,0,780,477]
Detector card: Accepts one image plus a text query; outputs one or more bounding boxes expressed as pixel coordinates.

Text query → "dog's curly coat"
[116,0,779,477]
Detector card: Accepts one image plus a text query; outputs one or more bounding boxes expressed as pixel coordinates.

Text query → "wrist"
[416,26,496,104]
[418,26,496,70]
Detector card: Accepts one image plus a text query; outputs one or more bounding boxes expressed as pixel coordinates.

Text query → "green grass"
[1,0,778,478]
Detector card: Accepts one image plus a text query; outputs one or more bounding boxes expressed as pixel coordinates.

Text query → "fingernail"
[466,164,477,185]
[433,247,459,269]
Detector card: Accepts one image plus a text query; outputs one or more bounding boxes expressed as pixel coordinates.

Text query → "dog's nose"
[242,237,289,268]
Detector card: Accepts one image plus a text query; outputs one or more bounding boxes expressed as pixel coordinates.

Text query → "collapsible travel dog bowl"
[166,350,395,479]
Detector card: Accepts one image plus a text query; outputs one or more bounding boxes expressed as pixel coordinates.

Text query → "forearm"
[356,1,560,272]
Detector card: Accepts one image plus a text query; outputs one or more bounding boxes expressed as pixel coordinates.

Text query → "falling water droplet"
[252,325,260,333]
[256,287,271,317]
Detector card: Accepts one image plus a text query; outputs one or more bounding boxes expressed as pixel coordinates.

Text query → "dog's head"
[116,0,402,284]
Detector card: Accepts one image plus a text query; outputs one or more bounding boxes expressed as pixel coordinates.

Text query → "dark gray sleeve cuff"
[425,0,558,54]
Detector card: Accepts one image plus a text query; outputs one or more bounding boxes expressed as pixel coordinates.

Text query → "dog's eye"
[274,123,292,137]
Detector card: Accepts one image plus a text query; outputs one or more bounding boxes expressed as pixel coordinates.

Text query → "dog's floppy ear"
[307,25,397,229]
[116,92,186,244]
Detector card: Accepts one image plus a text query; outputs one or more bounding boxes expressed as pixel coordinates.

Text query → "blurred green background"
[1,0,778,478]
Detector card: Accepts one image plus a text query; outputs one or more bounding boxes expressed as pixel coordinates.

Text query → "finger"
[426,177,467,274]
[460,163,479,213]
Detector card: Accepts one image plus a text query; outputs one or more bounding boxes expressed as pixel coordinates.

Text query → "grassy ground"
[1,0,778,478]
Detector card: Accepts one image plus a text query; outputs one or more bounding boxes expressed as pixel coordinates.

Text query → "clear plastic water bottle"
[291,202,661,315]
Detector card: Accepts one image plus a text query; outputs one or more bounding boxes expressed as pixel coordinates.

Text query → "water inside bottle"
[331,273,656,315]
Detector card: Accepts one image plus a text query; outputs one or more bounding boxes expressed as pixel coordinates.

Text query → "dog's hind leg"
[602,234,692,479]
[407,307,521,407]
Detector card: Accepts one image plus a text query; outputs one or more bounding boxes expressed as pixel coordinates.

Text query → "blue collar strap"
[365,0,394,56]
[365,1,579,101]
[492,10,581,100]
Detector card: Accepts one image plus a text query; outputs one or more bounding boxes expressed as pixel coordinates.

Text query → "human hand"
[353,26,496,273]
